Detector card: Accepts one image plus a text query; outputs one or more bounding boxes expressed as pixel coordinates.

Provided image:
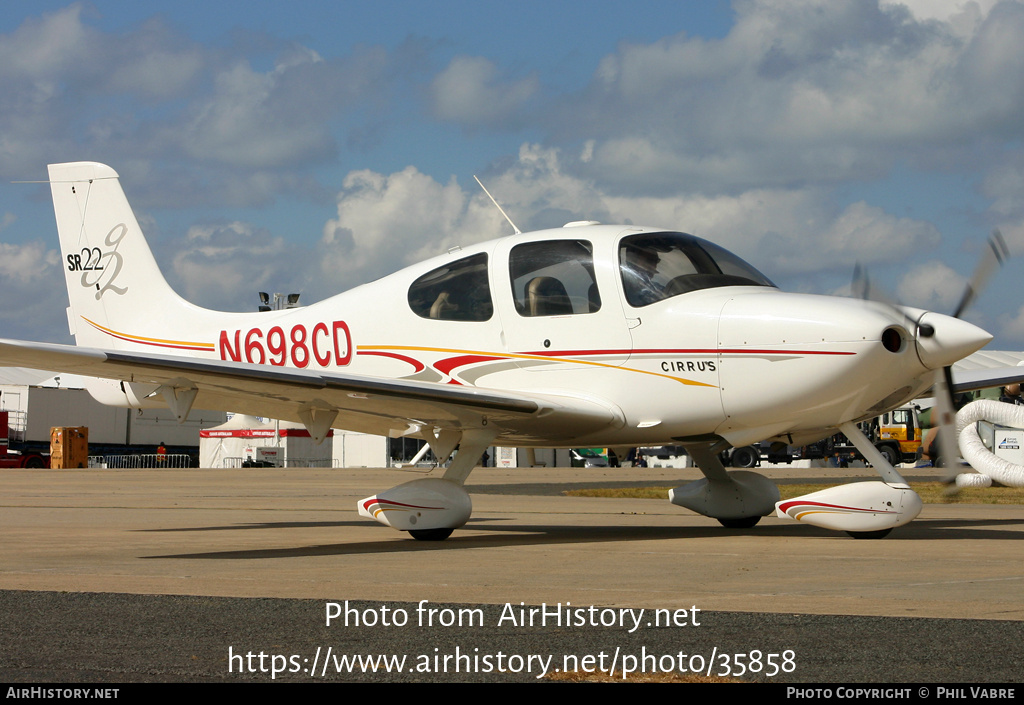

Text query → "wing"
[0,339,622,444]
[952,349,1024,394]
[952,367,1024,394]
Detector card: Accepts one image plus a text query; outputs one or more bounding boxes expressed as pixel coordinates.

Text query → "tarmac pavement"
[1,465,1021,682]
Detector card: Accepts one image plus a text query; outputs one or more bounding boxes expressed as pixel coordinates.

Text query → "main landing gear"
[409,528,455,541]
[670,444,780,529]
[717,516,762,529]
[357,429,496,541]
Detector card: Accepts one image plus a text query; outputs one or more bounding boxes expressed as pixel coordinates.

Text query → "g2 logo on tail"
[66,224,128,299]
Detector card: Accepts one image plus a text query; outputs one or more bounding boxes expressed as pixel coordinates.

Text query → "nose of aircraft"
[914,312,992,370]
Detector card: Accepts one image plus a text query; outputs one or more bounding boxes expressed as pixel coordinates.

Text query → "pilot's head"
[625,247,660,275]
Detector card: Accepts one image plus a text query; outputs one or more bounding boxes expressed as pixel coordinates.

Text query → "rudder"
[48,162,197,349]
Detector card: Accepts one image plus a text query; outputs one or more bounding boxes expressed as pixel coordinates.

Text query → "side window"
[408,253,493,321]
[509,240,601,317]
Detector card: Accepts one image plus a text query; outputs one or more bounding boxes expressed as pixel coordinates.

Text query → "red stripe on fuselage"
[521,348,856,357]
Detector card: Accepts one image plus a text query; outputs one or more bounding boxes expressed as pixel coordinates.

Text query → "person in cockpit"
[621,245,665,306]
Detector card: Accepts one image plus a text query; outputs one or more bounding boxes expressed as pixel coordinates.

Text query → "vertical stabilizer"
[48,162,206,350]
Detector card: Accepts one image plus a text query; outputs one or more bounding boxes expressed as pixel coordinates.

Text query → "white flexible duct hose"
[955,400,1024,488]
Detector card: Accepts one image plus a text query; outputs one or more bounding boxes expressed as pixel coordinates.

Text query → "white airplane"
[0,162,1004,540]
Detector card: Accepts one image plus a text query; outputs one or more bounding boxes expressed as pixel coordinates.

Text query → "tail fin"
[48,162,215,352]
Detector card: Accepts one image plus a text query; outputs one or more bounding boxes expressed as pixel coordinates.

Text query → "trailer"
[0,381,226,467]
[0,411,47,467]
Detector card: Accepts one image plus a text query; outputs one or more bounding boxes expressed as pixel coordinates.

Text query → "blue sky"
[2,0,1024,349]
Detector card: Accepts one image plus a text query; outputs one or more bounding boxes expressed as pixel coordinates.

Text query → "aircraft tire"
[409,528,455,541]
[845,528,892,539]
[717,516,761,529]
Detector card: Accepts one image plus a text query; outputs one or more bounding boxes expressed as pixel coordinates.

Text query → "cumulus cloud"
[180,56,334,169]
[0,241,59,284]
[315,165,508,295]
[0,240,67,342]
[170,221,304,311]
[4,0,1021,346]
[882,0,1000,26]
[310,144,943,302]
[562,0,1024,194]
[896,260,969,310]
[430,56,538,127]
[0,4,201,98]
[600,187,941,275]
[178,45,394,170]
[0,5,405,205]
[999,298,1024,343]
[0,5,206,177]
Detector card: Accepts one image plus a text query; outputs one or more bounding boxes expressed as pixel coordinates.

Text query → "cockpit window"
[619,232,775,307]
[509,240,601,317]
[408,253,493,321]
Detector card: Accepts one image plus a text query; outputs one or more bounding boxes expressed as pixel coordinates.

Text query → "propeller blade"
[952,229,1009,319]
[930,366,961,486]
[852,262,870,300]
[851,263,926,335]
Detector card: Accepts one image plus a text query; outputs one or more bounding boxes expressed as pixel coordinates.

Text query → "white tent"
[199,415,333,468]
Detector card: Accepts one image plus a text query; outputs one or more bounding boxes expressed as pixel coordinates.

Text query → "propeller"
[852,262,925,337]
[930,366,960,485]
[937,230,1009,484]
[853,230,1009,484]
[953,230,1009,319]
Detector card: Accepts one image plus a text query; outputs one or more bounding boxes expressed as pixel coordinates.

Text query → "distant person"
[157,442,167,464]
[1000,384,1024,405]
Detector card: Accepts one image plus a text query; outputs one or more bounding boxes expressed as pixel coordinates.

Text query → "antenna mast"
[473,175,521,235]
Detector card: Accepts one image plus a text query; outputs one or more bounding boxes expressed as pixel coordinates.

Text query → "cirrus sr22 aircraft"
[0,162,1005,540]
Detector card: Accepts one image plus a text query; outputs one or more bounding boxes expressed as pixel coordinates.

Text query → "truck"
[802,404,923,467]
[723,404,923,468]
[722,441,795,468]
[873,405,924,464]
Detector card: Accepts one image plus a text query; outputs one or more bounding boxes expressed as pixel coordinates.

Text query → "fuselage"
[74,221,991,448]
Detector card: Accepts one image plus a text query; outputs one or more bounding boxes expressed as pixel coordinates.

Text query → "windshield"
[619,232,775,307]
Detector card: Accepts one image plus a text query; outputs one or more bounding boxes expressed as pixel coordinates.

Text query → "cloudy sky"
[2,0,1024,348]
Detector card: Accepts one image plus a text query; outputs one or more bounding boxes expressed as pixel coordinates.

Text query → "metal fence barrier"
[85,455,337,469]
[217,456,339,468]
[100,454,193,469]
[282,457,338,468]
